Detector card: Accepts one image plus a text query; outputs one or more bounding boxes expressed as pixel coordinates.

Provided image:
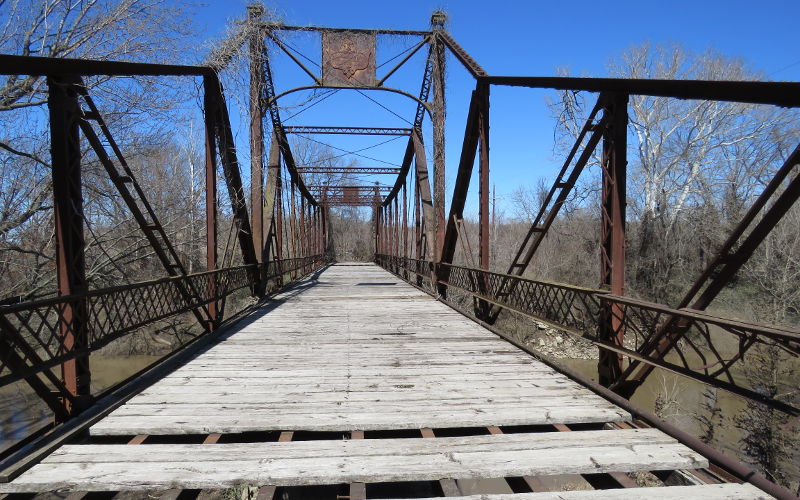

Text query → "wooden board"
[1,264,752,495]
[0,429,708,492]
[371,484,772,499]
[90,263,631,435]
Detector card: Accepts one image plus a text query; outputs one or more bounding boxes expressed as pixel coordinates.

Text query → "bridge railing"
[0,255,326,430]
[376,255,800,416]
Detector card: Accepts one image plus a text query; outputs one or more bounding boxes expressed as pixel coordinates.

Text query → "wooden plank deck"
[0,264,771,497]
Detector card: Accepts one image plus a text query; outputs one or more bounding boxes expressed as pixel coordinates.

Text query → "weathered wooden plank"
[1,430,707,492]
[90,406,631,435]
[2,264,721,495]
[107,400,618,418]
[158,372,567,383]
[122,391,601,406]
[371,484,772,499]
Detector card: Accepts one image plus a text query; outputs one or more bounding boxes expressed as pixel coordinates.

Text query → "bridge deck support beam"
[598,92,628,387]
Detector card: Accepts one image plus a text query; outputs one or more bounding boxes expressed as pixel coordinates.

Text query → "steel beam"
[431,27,446,262]
[308,185,392,190]
[479,75,800,107]
[202,78,219,328]
[296,167,400,174]
[438,31,487,79]
[382,35,435,207]
[206,75,259,275]
[438,84,482,296]
[0,54,210,77]
[47,75,91,416]
[274,162,284,284]
[259,39,318,206]
[597,93,628,387]
[412,132,437,269]
[289,180,298,266]
[394,196,400,257]
[271,24,430,36]
[249,7,266,268]
[477,82,490,318]
[284,126,412,135]
[402,181,408,261]
[263,134,280,266]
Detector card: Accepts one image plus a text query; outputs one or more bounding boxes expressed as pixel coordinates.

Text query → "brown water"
[0,355,159,455]
[560,358,747,452]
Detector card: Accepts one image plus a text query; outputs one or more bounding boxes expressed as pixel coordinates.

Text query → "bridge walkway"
[0,263,768,498]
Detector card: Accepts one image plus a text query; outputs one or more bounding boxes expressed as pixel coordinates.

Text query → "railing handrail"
[0,264,257,314]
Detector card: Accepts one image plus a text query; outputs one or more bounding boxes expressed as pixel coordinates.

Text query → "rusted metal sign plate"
[343,186,359,203]
[322,31,376,86]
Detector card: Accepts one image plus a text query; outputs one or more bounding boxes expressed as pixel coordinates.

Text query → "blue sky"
[191,0,800,218]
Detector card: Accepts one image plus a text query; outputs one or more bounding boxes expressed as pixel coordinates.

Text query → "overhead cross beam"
[296,167,400,174]
[284,126,412,136]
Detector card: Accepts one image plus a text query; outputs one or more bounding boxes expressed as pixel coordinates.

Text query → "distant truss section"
[296,166,401,174]
[284,126,412,136]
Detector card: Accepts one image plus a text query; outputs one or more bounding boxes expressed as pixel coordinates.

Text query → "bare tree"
[547,43,800,303]
[0,0,197,299]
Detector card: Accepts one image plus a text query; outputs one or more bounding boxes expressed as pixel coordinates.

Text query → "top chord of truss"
[268,24,431,36]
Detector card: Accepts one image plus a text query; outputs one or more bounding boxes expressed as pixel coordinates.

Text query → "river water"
[0,355,159,455]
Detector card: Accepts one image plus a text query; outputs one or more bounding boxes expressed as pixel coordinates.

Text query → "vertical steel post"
[248,5,265,265]
[289,180,297,276]
[202,76,219,329]
[274,156,284,286]
[478,83,490,271]
[394,196,400,258]
[317,206,322,257]
[431,15,447,262]
[381,206,387,255]
[320,206,324,257]
[390,203,395,257]
[385,204,390,258]
[477,83,491,317]
[299,196,306,275]
[48,75,91,416]
[306,202,312,270]
[402,181,408,260]
[373,184,381,258]
[373,202,379,257]
[598,93,628,387]
[414,176,421,259]
[312,206,317,258]
[263,133,280,266]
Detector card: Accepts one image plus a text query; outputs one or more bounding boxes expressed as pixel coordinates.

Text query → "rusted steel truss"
[0,51,329,430]
[371,15,800,435]
[4,10,800,498]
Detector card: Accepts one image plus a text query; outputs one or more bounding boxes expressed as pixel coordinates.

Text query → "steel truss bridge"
[0,5,799,500]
